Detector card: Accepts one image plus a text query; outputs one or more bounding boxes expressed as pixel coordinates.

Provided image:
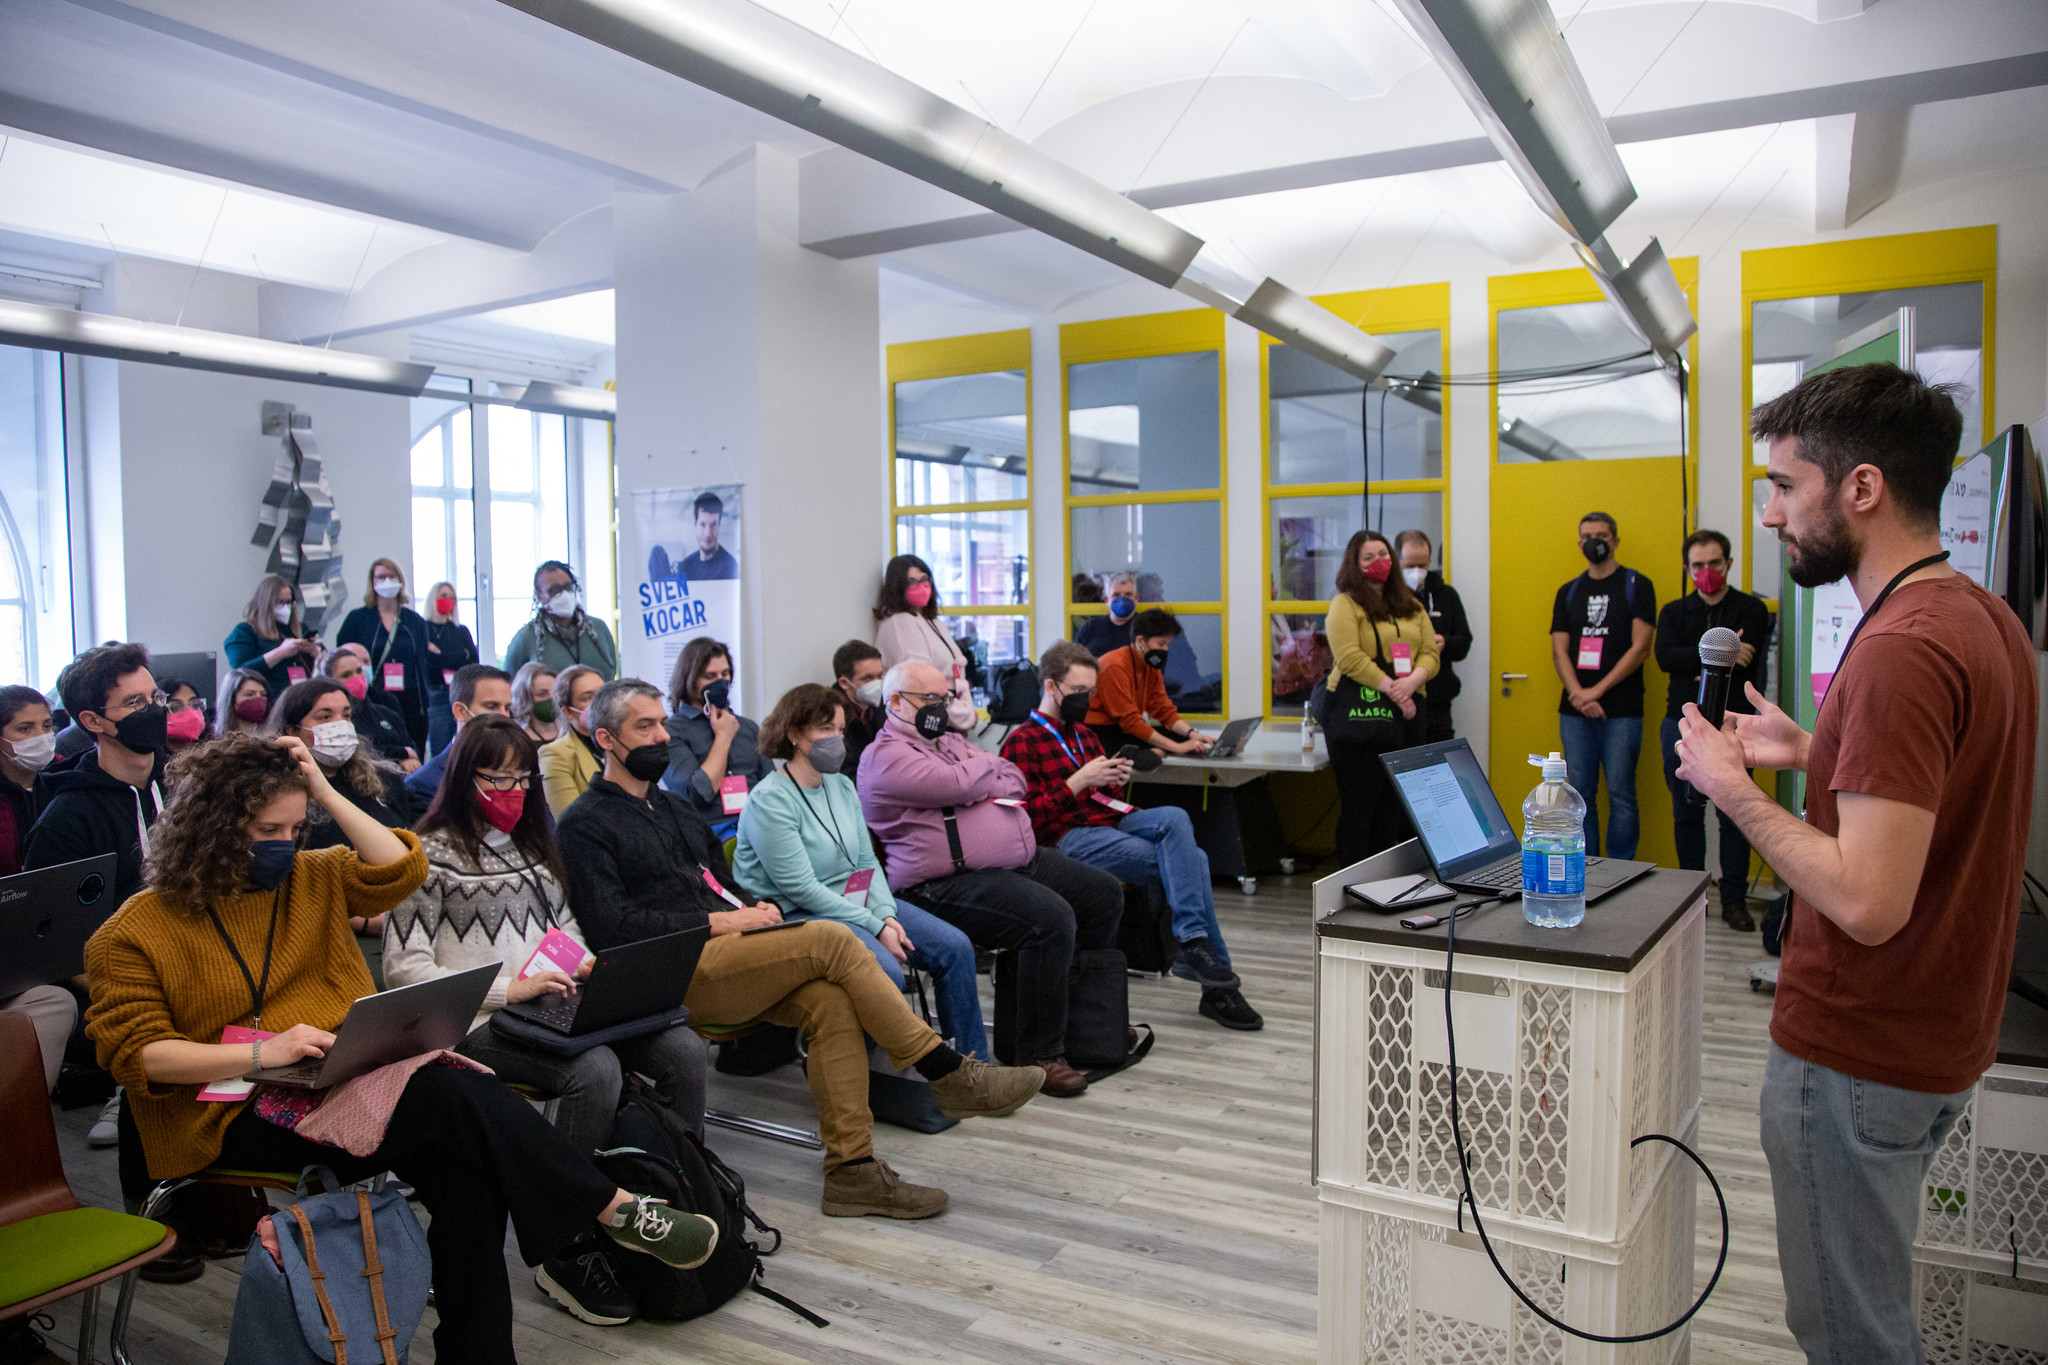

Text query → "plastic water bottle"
[1521,752,1587,928]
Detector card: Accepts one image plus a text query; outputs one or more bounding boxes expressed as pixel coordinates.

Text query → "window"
[1064,311,1227,717]
[888,331,1032,705]
[1262,285,1448,716]
[411,390,477,631]
[0,345,75,691]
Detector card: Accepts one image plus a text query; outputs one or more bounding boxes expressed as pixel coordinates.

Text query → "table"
[1129,728,1328,893]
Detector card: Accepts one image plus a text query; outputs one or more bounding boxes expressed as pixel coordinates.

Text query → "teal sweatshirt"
[732,769,896,934]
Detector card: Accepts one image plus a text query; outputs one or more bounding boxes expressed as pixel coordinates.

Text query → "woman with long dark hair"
[385,715,709,1326]
[872,553,975,732]
[1324,530,1440,863]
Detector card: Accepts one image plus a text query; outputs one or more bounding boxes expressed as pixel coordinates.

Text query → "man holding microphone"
[1677,364,2036,1364]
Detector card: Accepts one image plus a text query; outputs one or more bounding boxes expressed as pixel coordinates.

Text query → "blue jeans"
[784,900,988,1062]
[1056,806,1232,966]
[1556,712,1643,859]
[1759,1043,1972,1364]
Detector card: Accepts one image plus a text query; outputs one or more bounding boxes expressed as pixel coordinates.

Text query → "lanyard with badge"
[1818,552,1949,712]
[793,781,875,905]
[196,876,288,1100]
[1030,712,1134,814]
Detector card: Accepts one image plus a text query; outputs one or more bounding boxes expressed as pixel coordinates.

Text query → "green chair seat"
[0,1207,168,1311]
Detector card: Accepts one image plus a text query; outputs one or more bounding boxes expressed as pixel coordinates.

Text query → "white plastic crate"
[1317,906,1704,1245]
[1319,1151,1698,1365]
[1920,1065,2048,1275]
[1916,1250,2048,1363]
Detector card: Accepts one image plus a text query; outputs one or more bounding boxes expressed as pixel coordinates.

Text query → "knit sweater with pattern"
[382,827,583,1032]
[83,833,429,1181]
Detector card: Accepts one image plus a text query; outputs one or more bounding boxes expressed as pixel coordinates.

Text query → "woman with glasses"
[872,554,976,733]
[223,573,320,701]
[384,714,707,1326]
[503,561,618,680]
[162,679,208,756]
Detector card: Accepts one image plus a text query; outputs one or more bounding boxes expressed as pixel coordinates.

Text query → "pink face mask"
[904,581,933,609]
[166,707,205,743]
[340,674,369,701]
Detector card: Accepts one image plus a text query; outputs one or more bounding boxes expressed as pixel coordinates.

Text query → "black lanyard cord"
[206,874,288,1030]
[1821,552,1949,711]
[792,780,858,867]
[480,836,557,929]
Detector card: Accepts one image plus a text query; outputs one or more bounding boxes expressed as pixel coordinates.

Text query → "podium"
[1313,840,1709,1364]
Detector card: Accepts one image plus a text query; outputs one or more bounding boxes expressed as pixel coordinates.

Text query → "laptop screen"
[1382,740,1521,878]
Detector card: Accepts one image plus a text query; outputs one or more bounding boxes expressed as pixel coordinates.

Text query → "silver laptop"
[1379,739,1657,903]
[0,854,120,997]
[245,962,498,1089]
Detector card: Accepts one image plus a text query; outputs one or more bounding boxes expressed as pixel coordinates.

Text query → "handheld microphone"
[1683,626,1743,807]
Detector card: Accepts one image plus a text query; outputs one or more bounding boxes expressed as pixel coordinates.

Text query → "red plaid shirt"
[998,712,1125,845]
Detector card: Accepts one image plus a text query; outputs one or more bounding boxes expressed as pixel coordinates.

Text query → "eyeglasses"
[1057,683,1096,700]
[898,690,951,706]
[474,774,533,792]
[108,689,169,715]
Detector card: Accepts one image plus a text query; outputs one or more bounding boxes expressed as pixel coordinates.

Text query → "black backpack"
[592,1076,825,1328]
[981,660,1041,729]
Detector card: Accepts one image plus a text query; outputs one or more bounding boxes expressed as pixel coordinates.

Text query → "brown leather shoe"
[929,1058,1046,1119]
[821,1158,948,1220]
[1036,1056,1089,1097]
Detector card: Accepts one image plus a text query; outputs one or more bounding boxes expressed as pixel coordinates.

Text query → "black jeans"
[1659,716,1753,906]
[1424,708,1455,746]
[122,1066,614,1365]
[905,848,1123,1062]
[1329,733,1420,866]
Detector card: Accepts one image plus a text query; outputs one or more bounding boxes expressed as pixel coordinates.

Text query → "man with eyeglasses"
[1654,529,1772,930]
[25,642,171,906]
[404,664,517,810]
[858,660,1125,1098]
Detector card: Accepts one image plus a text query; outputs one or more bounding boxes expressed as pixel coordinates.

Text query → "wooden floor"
[42,875,1799,1363]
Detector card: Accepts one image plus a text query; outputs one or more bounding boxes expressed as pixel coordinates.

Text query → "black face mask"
[1580,537,1613,565]
[1141,648,1169,670]
[613,741,670,783]
[103,704,168,754]
[700,678,731,711]
[912,701,949,740]
[1057,690,1091,725]
[248,839,296,891]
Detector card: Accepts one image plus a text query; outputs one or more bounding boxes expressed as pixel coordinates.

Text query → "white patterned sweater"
[381,827,585,1033]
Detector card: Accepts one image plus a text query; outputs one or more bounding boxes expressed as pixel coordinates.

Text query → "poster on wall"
[1806,578,1863,710]
[624,484,743,693]
[1941,448,1995,587]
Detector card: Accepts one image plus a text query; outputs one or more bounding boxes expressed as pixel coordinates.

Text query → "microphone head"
[1698,626,1743,669]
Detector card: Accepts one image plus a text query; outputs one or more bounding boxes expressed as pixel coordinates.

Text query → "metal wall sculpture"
[252,400,348,634]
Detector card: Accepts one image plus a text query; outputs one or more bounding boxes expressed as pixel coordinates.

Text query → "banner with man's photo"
[625,484,743,692]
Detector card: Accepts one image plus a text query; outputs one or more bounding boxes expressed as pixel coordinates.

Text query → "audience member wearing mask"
[1394,529,1471,744]
[558,679,1046,1220]
[736,685,989,1061]
[1548,512,1657,860]
[384,715,709,1328]
[318,645,420,771]
[1324,530,1440,864]
[222,573,321,702]
[423,582,479,755]
[49,653,99,761]
[336,559,434,753]
[23,642,169,906]
[404,664,513,808]
[1085,610,1216,757]
[872,554,976,733]
[512,662,560,745]
[858,660,1126,1099]
[660,637,770,836]
[830,639,885,785]
[504,561,618,681]
[0,684,56,877]
[213,668,271,738]
[1001,643,1263,1032]
[163,679,207,756]
[1073,571,1139,658]
[539,665,605,816]
[268,678,414,862]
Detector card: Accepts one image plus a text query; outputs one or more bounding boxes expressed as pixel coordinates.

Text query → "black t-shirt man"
[1550,568,1658,717]
[1654,587,1771,719]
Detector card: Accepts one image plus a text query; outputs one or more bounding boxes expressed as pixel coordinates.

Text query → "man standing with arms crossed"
[1677,364,2036,1364]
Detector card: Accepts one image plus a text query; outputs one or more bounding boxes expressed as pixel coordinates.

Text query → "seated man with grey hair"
[557,677,1047,1221]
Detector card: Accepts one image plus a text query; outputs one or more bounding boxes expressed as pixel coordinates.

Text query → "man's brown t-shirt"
[1772,574,2038,1094]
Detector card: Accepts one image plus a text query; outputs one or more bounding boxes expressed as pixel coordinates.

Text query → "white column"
[613,146,882,715]
[1029,318,1065,657]
[1223,316,1265,719]
[1447,271,1495,763]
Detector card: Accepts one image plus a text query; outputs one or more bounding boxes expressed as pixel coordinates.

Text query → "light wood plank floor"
[40,876,1797,1363]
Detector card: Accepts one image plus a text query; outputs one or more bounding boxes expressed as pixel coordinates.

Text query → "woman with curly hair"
[83,731,719,1358]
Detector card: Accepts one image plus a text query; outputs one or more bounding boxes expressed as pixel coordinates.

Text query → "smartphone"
[741,919,804,936]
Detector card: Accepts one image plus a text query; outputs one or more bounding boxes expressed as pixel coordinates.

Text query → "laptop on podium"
[1380,739,1657,903]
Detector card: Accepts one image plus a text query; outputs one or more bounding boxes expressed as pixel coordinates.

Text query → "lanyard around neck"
[792,779,857,866]
[1821,552,1949,709]
[481,836,557,928]
[1028,711,1084,770]
[206,877,287,1030]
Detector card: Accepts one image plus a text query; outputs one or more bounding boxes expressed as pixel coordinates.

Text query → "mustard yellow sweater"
[1325,593,1441,696]
[84,833,428,1180]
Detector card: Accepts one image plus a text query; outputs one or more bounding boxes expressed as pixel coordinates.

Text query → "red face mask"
[1362,557,1393,584]
[340,674,369,701]
[166,707,205,743]
[904,581,933,609]
[234,696,271,724]
[478,786,526,834]
[1691,565,1727,596]
[433,596,457,616]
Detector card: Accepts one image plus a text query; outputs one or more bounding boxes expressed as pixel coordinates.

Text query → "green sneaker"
[601,1197,718,1270]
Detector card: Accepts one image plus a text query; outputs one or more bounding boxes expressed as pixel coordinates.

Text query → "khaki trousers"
[685,919,940,1169]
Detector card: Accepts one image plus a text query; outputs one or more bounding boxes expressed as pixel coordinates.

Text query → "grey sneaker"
[601,1197,718,1270]
[87,1092,122,1148]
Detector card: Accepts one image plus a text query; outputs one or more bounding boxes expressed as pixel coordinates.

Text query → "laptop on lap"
[1379,739,1657,903]
[498,926,708,1037]
[244,962,499,1089]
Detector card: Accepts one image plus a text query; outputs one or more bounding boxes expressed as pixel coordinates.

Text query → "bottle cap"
[1528,751,1568,781]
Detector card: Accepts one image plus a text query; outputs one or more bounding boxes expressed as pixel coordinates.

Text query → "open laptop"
[1380,739,1657,903]
[499,926,709,1036]
[245,962,499,1089]
[0,854,120,997]
[1204,717,1263,759]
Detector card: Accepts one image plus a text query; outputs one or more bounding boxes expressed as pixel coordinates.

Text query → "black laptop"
[1380,739,1657,903]
[499,926,708,1037]
[245,962,500,1089]
[0,854,120,997]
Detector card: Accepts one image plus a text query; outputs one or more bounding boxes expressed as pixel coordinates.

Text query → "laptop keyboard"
[1461,859,1527,891]
[266,1060,324,1084]
[520,987,583,1031]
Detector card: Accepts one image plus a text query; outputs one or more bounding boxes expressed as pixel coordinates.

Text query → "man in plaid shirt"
[1000,642,1262,1031]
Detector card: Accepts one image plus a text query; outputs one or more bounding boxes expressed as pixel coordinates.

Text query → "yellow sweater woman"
[1324,530,1440,863]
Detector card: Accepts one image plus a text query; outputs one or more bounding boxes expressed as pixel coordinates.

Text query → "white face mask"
[545,589,578,618]
[1402,566,1428,591]
[854,679,884,708]
[372,578,402,599]
[7,731,56,772]
[272,602,294,625]
[308,719,359,766]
